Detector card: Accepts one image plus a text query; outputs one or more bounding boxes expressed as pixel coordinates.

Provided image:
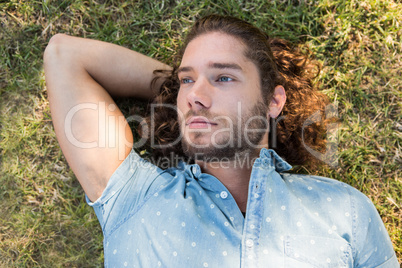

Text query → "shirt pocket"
[284,235,352,268]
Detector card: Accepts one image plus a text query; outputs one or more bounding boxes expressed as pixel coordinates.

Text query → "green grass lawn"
[1,0,401,266]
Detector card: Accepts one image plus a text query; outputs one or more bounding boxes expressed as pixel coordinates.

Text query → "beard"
[180,101,269,162]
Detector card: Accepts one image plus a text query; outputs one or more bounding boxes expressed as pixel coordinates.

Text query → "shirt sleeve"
[349,187,399,267]
[86,149,165,237]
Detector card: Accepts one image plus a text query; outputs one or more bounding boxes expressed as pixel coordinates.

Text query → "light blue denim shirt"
[87,148,399,267]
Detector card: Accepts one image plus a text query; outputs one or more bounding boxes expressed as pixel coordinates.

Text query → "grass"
[0,0,401,266]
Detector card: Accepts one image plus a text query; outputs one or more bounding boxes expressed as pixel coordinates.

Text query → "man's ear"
[268,85,286,118]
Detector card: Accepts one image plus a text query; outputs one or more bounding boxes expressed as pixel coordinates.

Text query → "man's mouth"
[186,116,218,129]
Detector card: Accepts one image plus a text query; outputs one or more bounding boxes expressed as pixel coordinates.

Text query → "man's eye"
[180,78,194,84]
[217,76,233,82]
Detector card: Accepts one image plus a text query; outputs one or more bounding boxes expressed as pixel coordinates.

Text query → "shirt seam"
[347,186,358,259]
[374,254,399,267]
[104,171,169,239]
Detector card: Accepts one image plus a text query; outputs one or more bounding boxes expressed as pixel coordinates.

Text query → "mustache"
[184,109,218,121]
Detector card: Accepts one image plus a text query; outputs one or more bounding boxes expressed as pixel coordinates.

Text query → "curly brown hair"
[142,14,330,168]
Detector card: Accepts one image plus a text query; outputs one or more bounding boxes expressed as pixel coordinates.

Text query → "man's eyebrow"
[208,62,243,71]
[177,66,193,74]
[177,62,243,75]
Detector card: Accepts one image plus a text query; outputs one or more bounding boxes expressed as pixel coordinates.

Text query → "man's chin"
[181,141,253,162]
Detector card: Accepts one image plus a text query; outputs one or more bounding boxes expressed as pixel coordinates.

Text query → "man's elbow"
[43,34,78,94]
[43,33,68,65]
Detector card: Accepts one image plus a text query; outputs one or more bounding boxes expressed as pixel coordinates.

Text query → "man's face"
[177,32,269,161]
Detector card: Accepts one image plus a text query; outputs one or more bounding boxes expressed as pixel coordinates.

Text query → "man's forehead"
[180,33,248,59]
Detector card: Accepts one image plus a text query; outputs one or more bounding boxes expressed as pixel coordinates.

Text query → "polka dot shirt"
[87,148,398,267]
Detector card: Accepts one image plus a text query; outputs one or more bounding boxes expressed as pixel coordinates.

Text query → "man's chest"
[103,184,353,268]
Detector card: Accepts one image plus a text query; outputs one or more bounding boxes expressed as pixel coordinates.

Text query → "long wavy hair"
[142,14,330,168]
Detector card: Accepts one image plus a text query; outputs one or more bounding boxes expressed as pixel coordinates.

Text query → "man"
[44,15,398,267]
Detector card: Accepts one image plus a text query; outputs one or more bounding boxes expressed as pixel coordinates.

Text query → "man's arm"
[44,34,171,201]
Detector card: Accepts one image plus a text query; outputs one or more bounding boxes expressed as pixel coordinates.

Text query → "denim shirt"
[87,148,399,267]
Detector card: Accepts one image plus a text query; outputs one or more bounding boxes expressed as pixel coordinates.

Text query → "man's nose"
[186,78,212,111]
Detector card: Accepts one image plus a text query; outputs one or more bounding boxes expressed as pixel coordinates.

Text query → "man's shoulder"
[279,172,371,204]
[277,172,383,226]
[280,172,349,187]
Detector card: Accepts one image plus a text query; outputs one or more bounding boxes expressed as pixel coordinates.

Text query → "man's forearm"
[44,34,171,99]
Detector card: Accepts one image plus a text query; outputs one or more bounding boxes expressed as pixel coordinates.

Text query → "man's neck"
[196,151,260,213]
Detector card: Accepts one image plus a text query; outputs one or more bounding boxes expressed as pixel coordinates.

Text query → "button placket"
[241,167,270,267]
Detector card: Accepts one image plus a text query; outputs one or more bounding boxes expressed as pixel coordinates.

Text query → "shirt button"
[220,191,228,199]
[192,166,197,174]
[246,239,254,248]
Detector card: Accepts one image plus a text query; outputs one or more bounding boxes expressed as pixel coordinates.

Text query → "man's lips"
[186,116,218,129]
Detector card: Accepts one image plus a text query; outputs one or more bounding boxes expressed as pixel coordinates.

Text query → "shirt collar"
[254,148,292,172]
